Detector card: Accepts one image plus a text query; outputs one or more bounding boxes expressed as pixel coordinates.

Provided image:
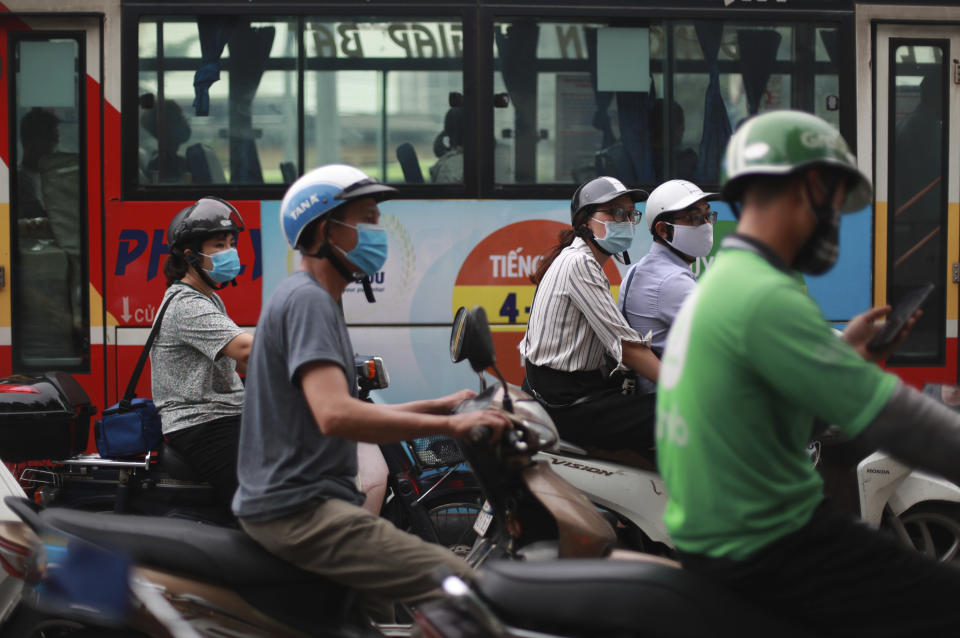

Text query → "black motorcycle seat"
[476,559,816,638]
[157,441,204,483]
[39,507,322,588]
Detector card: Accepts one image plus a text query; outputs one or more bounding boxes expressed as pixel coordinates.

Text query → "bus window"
[492,20,639,185]
[136,16,463,188]
[492,19,840,187]
[814,27,841,130]
[138,17,299,186]
[304,19,464,184]
[887,43,947,364]
[11,35,88,371]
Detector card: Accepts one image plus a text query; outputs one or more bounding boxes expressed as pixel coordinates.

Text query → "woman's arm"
[623,339,659,383]
[220,332,253,373]
[566,254,658,379]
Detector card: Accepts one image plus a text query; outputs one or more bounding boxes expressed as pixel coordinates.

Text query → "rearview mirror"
[449,306,496,373]
[450,307,469,363]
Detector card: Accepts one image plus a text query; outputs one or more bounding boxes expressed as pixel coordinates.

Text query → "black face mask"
[793,179,841,276]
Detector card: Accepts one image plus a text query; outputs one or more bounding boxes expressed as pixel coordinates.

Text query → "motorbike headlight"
[514,398,551,426]
[513,399,558,450]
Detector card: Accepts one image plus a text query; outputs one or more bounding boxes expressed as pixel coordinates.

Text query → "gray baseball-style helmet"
[570,176,648,223]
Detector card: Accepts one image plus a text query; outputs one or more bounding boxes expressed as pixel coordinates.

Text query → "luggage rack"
[19,452,153,490]
[56,452,153,470]
[18,467,61,490]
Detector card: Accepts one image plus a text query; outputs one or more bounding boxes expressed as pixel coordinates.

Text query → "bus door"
[874,24,960,384]
[1,15,102,386]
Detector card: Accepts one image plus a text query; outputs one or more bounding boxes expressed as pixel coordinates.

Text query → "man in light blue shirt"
[620,180,716,392]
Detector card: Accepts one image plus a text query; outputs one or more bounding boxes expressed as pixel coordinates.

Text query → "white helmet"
[645,180,716,233]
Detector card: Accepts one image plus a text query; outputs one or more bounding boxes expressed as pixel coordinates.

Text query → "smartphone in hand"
[866,282,934,352]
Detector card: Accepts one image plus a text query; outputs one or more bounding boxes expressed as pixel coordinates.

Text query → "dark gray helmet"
[570,176,648,223]
[167,196,245,254]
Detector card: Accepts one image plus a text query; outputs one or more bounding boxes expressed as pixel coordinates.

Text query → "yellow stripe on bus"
[875,200,959,321]
[451,284,621,325]
[873,201,887,308]
[91,283,111,328]
[451,285,537,325]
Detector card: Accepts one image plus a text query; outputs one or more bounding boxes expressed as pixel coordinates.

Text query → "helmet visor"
[337,178,399,203]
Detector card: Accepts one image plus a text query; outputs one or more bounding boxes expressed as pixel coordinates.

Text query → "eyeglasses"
[595,207,642,225]
[672,210,718,226]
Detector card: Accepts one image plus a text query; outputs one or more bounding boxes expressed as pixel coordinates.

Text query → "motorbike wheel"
[884,502,960,564]
[425,494,482,558]
[0,605,147,637]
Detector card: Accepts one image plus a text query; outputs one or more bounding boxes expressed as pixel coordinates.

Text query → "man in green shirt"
[657,110,960,635]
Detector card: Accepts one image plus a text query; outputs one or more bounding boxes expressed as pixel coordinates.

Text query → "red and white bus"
[0,0,956,434]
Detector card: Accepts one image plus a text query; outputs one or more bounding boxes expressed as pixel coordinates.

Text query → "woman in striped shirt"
[520,176,660,463]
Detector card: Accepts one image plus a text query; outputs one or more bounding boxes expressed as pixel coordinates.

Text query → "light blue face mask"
[331,219,388,277]
[200,247,242,283]
[593,220,635,254]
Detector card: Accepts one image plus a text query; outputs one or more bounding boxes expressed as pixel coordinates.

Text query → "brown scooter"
[415,306,817,638]
[0,307,615,637]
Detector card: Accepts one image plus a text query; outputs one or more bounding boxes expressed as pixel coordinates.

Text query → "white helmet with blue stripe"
[280,164,398,250]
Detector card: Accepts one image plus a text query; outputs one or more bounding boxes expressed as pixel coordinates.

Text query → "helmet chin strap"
[307,242,376,303]
[657,232,695,264]
[185,253,232,290]
[804,174,841,222]
[576,225,631,264]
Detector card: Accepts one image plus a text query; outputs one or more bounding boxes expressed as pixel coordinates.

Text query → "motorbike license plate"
[473,500,493,536]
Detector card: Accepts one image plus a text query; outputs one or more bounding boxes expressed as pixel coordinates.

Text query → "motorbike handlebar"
[469,425,493,444]
[469,423,529,452]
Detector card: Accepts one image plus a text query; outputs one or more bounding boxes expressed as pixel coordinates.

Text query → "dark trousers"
[241,498,472,623]
[522,362,655,456]
[679,501,960,636]
[165,415,240,511]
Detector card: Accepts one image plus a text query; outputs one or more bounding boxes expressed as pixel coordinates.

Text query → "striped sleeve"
[565,252,642,366]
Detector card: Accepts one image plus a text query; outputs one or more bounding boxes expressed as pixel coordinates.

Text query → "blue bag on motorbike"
[94,398,162,459]
[94,291,179,459]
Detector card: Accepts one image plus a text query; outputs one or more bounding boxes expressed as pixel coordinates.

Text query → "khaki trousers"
[240,498,472,622]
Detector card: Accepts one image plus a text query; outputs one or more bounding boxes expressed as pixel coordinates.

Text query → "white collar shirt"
[619,241,697,355]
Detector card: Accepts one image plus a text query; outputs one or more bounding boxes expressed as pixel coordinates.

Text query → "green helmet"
[721,110,872,214]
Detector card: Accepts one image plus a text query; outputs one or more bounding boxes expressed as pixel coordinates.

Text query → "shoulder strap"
[121,290,181,407]
[619,266,639,322]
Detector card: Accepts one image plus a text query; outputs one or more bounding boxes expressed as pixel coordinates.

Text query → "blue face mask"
[200,247,242,283]
[331,219,388,277]
[593,220,635,254]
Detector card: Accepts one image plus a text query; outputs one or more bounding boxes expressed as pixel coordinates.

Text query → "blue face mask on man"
[331,219,388,277]
[200,247,242,283]
[592,220,635,255]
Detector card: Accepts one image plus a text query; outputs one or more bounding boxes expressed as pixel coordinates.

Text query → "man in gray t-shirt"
[234,164,508,621]
[233,270,364,516]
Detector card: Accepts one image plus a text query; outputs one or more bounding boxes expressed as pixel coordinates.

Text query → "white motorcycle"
[534,444,669,552]
[856,449,960,562]
[534,387,960,563]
